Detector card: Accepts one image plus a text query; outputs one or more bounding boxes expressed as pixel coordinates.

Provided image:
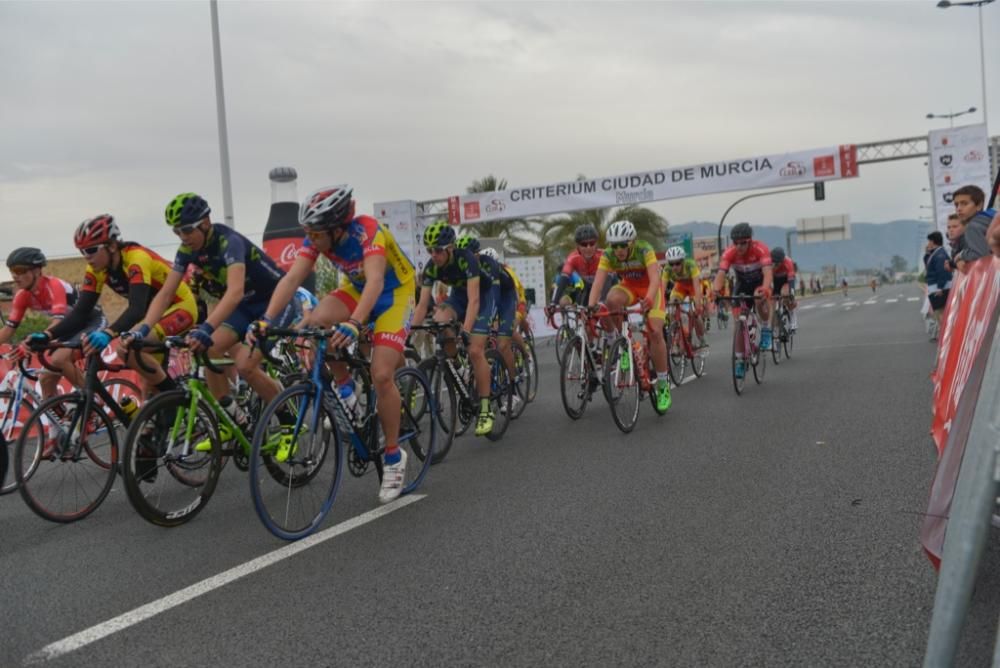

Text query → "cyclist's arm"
[140,269,185,331]
[551,273,571,305]
[645,263,661,302]
[107,282,153,335]
[264,255,312,321]
[47,291,100,340]
[413,286,433,327]
[0,324,15,346]
[463,277,480,333]
[762,265,774,293]
[350,253,387,324]
[712,269,726,296]
[588,268,608,307]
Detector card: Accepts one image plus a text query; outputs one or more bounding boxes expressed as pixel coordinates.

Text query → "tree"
[889,254,909,275]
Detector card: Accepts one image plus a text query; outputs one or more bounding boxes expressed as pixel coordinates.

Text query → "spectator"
[952,185,994,264]
[945,213,967,273]
[923,230,952,341]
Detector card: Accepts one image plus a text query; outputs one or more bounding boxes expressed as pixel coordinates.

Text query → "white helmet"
[606,220,637,244]
[665,246,686,262]
[480,247,500,261]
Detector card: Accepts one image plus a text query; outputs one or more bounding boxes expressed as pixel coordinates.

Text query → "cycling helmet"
[6,247,46,268]
[165,193,211,228]
[574,224,598,244]
[771,247,786,264]
[456,234,480,254]
[423,221,456,248]
[665,246,686,262]
[606,220,637,244]
[730,222,753,241]
[74,214,121,249]
[298,185,355,230]
[480,247,500,261]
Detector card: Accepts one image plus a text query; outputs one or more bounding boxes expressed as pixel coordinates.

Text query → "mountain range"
[670,220,932,273]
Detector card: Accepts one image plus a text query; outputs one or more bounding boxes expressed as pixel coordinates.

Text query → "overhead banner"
[928,124,991,238]
[448,144,858,224]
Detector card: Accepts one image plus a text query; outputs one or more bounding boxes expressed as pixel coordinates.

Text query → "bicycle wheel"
[691,339,707,378]
[604,338,640,433]
[15,394,117,523]
[770,321,782,366]
[752,336,767,384]
[554,323,574,365]
[731,321,746,396]
[782,311,794,359]
[510,342,530,419]
[0,389,40,495]
[666,322,686,386]
[416,358,457,464]
[486,349,512,441]
[0,434,6,500]
[250,382,341,540]
[394,366,436,493]
[559,335,592,420]
[122,389,224,527]
[526,341,539,403]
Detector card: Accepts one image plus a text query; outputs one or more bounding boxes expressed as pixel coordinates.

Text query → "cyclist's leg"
[603,284,632,335]
[495,285,518,376]
[311,287,358,385]
[468,284,497,401]
[126,302,195,396]
[234,299,297,405]
[646,288,668,376]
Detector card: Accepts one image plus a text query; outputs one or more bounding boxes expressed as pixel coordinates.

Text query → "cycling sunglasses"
[577,241,597,248]
[610,242,630,250]
[173,222,201,236]
[8,265,35,275]
[668,261,684,267]
[80,245,103,257]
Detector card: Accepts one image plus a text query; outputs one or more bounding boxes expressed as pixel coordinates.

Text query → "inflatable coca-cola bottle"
[262,166,315,291]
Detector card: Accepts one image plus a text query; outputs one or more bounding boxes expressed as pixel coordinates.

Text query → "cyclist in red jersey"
[712,223,774,350]
[549,224,604,307]
[2,247,105,400]
[770,247,798,332]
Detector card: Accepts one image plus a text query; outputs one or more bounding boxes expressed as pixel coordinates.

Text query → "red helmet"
[74,214,121,249]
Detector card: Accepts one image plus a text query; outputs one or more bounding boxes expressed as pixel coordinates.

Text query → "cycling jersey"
[297,215,415,293]
[7,275,76,328]
[173,224,285,302]
[661,258,701,286]
[718,241,772,285]
[85,243,194,307]
[561,250,602,279]
[772,257,795,278]
[422,248,495,289]
[598,241,658,292]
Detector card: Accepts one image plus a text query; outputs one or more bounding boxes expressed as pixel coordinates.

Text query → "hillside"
[670,220,929,273]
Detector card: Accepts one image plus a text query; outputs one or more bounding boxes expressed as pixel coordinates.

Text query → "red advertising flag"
[839,145,858,178]
[447,196,461,225]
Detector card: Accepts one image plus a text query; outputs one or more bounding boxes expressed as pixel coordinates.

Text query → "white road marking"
[821,303,835,308]
[863,300,877,305]
[843,301,858,306]
[907,297,920,302]
[801,304,817,310]
[886,298,898,303]
[25,495,427,665]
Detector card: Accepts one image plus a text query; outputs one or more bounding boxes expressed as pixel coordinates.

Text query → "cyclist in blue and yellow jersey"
[38,216,197,400]
[660,245,707,348]
[247,185,415,503]
[412,223,518,436]
[130,193,299,436]
[479,246,531,348]
[588,220,672,413]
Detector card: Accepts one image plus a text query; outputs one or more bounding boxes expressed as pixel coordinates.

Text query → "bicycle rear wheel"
[122,389,224,527]
[605,338,640,433]
[250,382,340,540]
[417,358,457,464]
[486,349,512,441]
[525,341,539,403]
[510,342,530,419]
[666,322,686,386]
[394,366,436,493]
[752,336,767,384]
[559,335,592,419]
[771,321,782,366]
[15,394,118,523]
[0,389,40,495]
[554,323,574,365]
[782,311,794,358]
[732,321,746,396]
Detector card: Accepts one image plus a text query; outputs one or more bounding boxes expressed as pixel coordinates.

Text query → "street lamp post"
[936,0,994,135]
[925,107,977,128]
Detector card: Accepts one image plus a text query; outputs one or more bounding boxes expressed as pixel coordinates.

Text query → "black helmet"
[6,247,46,268]
[574,224,598,244]
[770,247,786,264]
[730,222,753,241]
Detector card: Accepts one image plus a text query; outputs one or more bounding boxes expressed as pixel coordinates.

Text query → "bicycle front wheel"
[605,338,640,433]
[782,311,794,358]
[732,322,746,396]
[510,341,531,419]
[250,382,341,541]
[554,323,574,365]
[559,335,592,420]
[666,322,686,386]
[752,337,767,384]
[0,389,40,495]
[395,366,436,494]
[486,349,512,441]
[15,394,118,523]
[417,358,457,465]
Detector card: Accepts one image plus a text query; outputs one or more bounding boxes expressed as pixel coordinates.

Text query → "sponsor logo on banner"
[839,145,858,177]
[941,137,950,146]
[939,154,953,167]
[964,150,984,162]
[813,155,835,177]
[779,161,807,177]
[942,192,954,204]
[943,174,952,184]
[463,202,481,221]
[485,198,506,215]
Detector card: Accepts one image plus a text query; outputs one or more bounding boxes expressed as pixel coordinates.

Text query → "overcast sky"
[1,0,997,273]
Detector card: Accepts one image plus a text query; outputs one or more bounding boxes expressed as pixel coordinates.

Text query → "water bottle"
[119,396,139,420]
[332,379,358,433]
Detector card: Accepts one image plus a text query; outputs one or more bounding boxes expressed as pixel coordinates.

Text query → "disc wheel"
[604,338,640,434]
[15,394,118,523]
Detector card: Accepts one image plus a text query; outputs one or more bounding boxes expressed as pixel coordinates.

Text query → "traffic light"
[814,182,825,201]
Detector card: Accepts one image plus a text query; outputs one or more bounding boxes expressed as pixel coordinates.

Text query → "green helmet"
[456,234,480,254]
[423,221,456,248]
[165,193,211,228]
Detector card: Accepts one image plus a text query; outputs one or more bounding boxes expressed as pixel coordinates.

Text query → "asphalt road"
[1,283,992,667]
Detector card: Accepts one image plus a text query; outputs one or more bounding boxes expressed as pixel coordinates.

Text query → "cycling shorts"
[733,277,765,310]
[333,282,414,352]
[495,286,517,338]
[610,282,665,321]
[443,283,497,336]
[669,281,697,302]
[774,275,795,294]
[221,298,298,340]
[154,299,197,339]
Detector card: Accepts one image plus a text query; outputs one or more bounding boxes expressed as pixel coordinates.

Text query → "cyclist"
[712,223,773,375]
[40,216,197,399]
[588,220,672,413]
[130,193,297,440]
[2,247,99,400]
[770,246,798,333]
[248,185,415,503]
[661,245,707,348]
[412,222,517,436]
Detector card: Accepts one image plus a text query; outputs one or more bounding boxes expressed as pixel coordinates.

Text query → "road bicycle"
[717,295,766,396]
[249,326,436,540]
[664,299,708,385]
[550,306,579,366]
[602,303,668,433]
[770,295,795,363]
[14,343,141,523]
[558,305,612,420]
[0,355,44,495]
